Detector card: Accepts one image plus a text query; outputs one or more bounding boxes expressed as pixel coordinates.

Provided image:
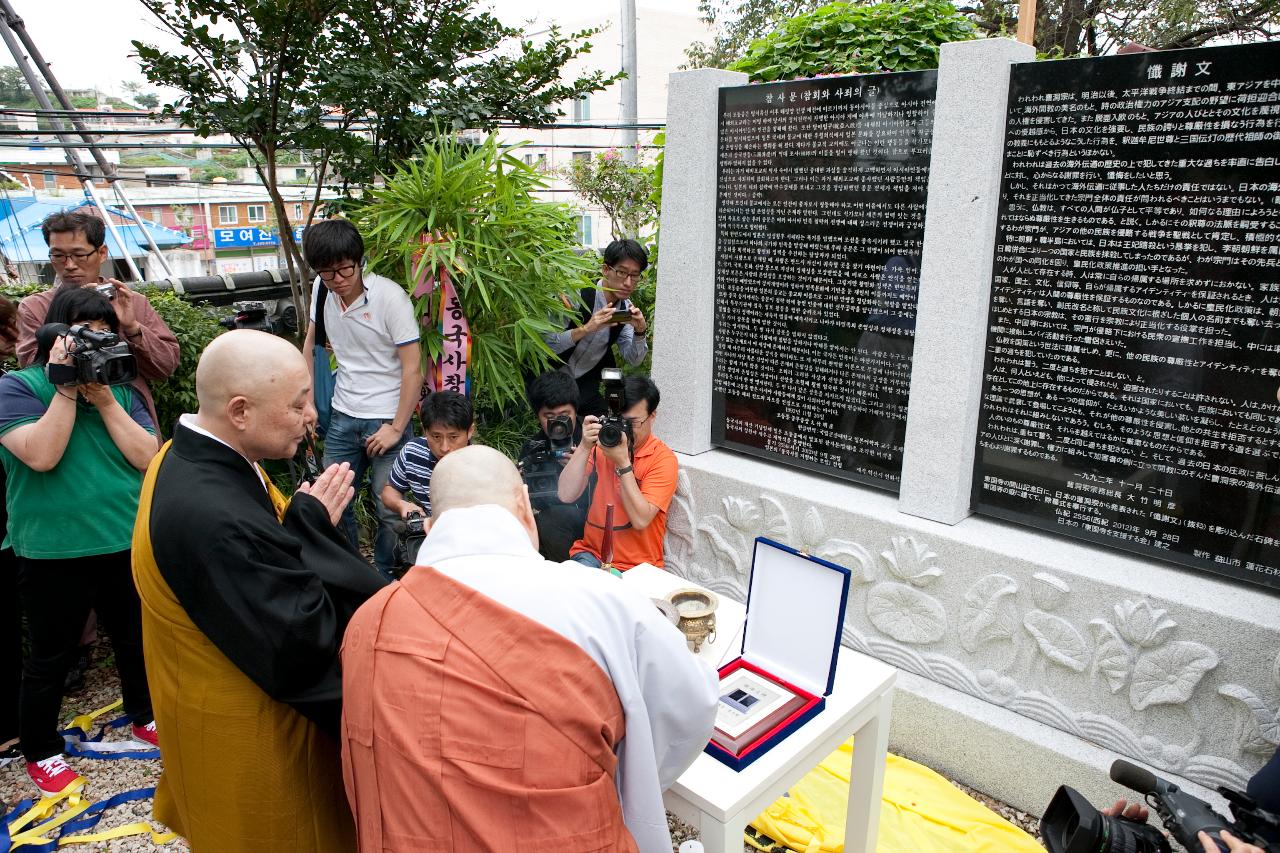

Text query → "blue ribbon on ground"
[59,714,159,761]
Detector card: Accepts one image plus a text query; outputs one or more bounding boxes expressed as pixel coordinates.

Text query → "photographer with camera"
[1043,754,1278,853]
[0,287,159,796]
[518,371,590,562]
[379,390,473,570]
[558,373,678,572]
[18,211,179,431]
[542,239,650,418]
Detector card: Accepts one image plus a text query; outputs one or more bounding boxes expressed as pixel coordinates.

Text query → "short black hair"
[621,375,659,415]
[302,218,364,270]
[41,210,105,249]
[601,239,648,272]
[36,287,119,365]
[528,370,579,414]
[420,390,473,431]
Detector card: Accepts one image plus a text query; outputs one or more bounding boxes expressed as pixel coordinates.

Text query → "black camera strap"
[312,276,329,348]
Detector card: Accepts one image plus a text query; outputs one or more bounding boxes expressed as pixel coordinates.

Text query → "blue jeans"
[323,411,411,579]
[570,551,602,568]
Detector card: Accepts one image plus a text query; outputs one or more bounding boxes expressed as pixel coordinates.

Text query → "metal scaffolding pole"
[620,0,639,167]
[0,12,142,280]
[0,0,172,276]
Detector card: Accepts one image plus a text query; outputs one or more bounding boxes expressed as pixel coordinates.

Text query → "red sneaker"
[131,720,159,747]
[26,754,81,796]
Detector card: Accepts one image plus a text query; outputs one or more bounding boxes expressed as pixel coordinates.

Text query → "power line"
[0,140,662,151]
[5,170,596,194]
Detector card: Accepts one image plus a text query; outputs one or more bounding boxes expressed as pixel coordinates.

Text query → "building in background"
[499,7,709,249]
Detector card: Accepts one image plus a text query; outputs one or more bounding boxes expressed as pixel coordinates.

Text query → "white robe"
[416,505,719,853]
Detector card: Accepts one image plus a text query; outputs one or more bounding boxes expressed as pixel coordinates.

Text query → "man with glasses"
[558,374,678,571]
[302,218,423,578]
[543,238,650,417]
[17,211,179,430]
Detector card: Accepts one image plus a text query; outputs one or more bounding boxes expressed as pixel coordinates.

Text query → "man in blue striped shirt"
[380,391,474,521]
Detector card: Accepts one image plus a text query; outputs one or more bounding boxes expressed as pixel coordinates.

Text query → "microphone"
[1110,759,1158,794]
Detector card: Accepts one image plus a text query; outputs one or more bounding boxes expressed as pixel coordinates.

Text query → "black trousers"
[16,550,152,762]
[0,547,20,745]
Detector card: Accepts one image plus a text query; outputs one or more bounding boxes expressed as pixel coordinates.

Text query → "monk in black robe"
[132,329,387,852]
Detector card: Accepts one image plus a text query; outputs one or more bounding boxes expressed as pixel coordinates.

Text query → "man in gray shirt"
[542,239,649,417]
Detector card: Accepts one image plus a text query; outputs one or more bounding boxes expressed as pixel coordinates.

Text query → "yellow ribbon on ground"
[747,738,1042,853]
[64,699,122,739]
[6,784,89,849]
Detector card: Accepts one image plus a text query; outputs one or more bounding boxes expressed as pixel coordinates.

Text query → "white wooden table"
[622,565,897,853]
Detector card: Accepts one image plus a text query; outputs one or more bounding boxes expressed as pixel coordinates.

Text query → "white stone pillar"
[651,68,747,455]
[898,38,1034,523]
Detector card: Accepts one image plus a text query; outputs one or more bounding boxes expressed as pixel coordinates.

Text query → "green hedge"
[0,283,224,437]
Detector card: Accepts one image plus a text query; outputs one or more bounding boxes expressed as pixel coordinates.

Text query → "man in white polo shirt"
[302,218,424,578]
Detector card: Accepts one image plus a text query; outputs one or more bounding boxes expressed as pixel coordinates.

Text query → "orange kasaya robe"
[341,565,639,852]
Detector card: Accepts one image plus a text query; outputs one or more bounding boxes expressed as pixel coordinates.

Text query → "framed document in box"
[708,659,819,757]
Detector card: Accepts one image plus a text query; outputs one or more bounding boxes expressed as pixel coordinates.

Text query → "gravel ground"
[1,639,1041,852]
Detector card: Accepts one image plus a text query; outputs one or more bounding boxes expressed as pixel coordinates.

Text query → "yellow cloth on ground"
[748,739,1042,853]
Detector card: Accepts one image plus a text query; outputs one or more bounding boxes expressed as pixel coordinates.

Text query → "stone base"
[662,449,1279,813]
[889,668,1227,817]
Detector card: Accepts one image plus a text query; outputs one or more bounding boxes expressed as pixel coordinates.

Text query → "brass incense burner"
[666,588,719,653]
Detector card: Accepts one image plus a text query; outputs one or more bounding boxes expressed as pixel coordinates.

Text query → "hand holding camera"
[38,323,138,387]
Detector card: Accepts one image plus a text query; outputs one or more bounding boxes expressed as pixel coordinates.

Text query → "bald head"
[430,445,526,517]
[196,329,308,412]
[193,330,315,461]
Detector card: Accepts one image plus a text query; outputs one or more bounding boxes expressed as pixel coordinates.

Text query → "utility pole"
[0,0,173,277]
[620,0,638,166]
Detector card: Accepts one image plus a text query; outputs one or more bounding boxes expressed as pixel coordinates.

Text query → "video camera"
[390,511,427,577]
[38,323,138,387]
[219,300,280,334]
[1042,759,1278,853]
[597,367,632,450]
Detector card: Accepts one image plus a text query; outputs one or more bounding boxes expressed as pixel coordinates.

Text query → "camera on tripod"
[38,323,138,387]
[1042,759,1278,853]
[219,300,279,334]
[597,367,632,450]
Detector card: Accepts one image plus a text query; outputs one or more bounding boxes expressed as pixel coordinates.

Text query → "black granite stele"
[974,42,1280,592]
[711,71,937,491]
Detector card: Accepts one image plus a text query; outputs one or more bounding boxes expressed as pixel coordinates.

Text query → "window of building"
[572,150,590,164]
[575,215,592,248]
[293,203,304,220]
[247,204,266,223]
[218,205,238,225]
[295,167,307,180]
[42,170,55,189]
[572,95,591,122]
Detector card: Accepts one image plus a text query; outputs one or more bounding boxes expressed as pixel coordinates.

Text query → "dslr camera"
[1042,759,1278,853]
[391,510,427,577]
[39,323,138,387]
[219,300,280,334]
[597,367,632,450]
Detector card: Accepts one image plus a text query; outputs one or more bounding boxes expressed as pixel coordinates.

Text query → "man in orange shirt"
[558,374,678,570]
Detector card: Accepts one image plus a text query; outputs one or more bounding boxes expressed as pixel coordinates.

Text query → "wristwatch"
[615,465,634,477]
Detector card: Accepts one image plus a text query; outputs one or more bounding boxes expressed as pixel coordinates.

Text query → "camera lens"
[598,423,621,448]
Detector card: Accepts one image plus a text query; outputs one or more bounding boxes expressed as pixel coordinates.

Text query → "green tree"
[562,148,659,240]
[729,0,977,80]
[133,0,618,324]
[357,134,595,415]
[0,65,33,105]
[689,0,1280,65]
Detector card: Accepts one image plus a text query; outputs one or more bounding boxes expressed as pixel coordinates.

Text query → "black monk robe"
[141,422,388,737]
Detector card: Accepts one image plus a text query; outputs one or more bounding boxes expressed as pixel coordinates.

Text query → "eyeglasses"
[622,414,651,428]
[316,264,358,281]
[605,264,643,282]
[49,249,98,264]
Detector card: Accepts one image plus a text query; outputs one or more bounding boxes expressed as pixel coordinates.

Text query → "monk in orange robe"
[341,445,718,852]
